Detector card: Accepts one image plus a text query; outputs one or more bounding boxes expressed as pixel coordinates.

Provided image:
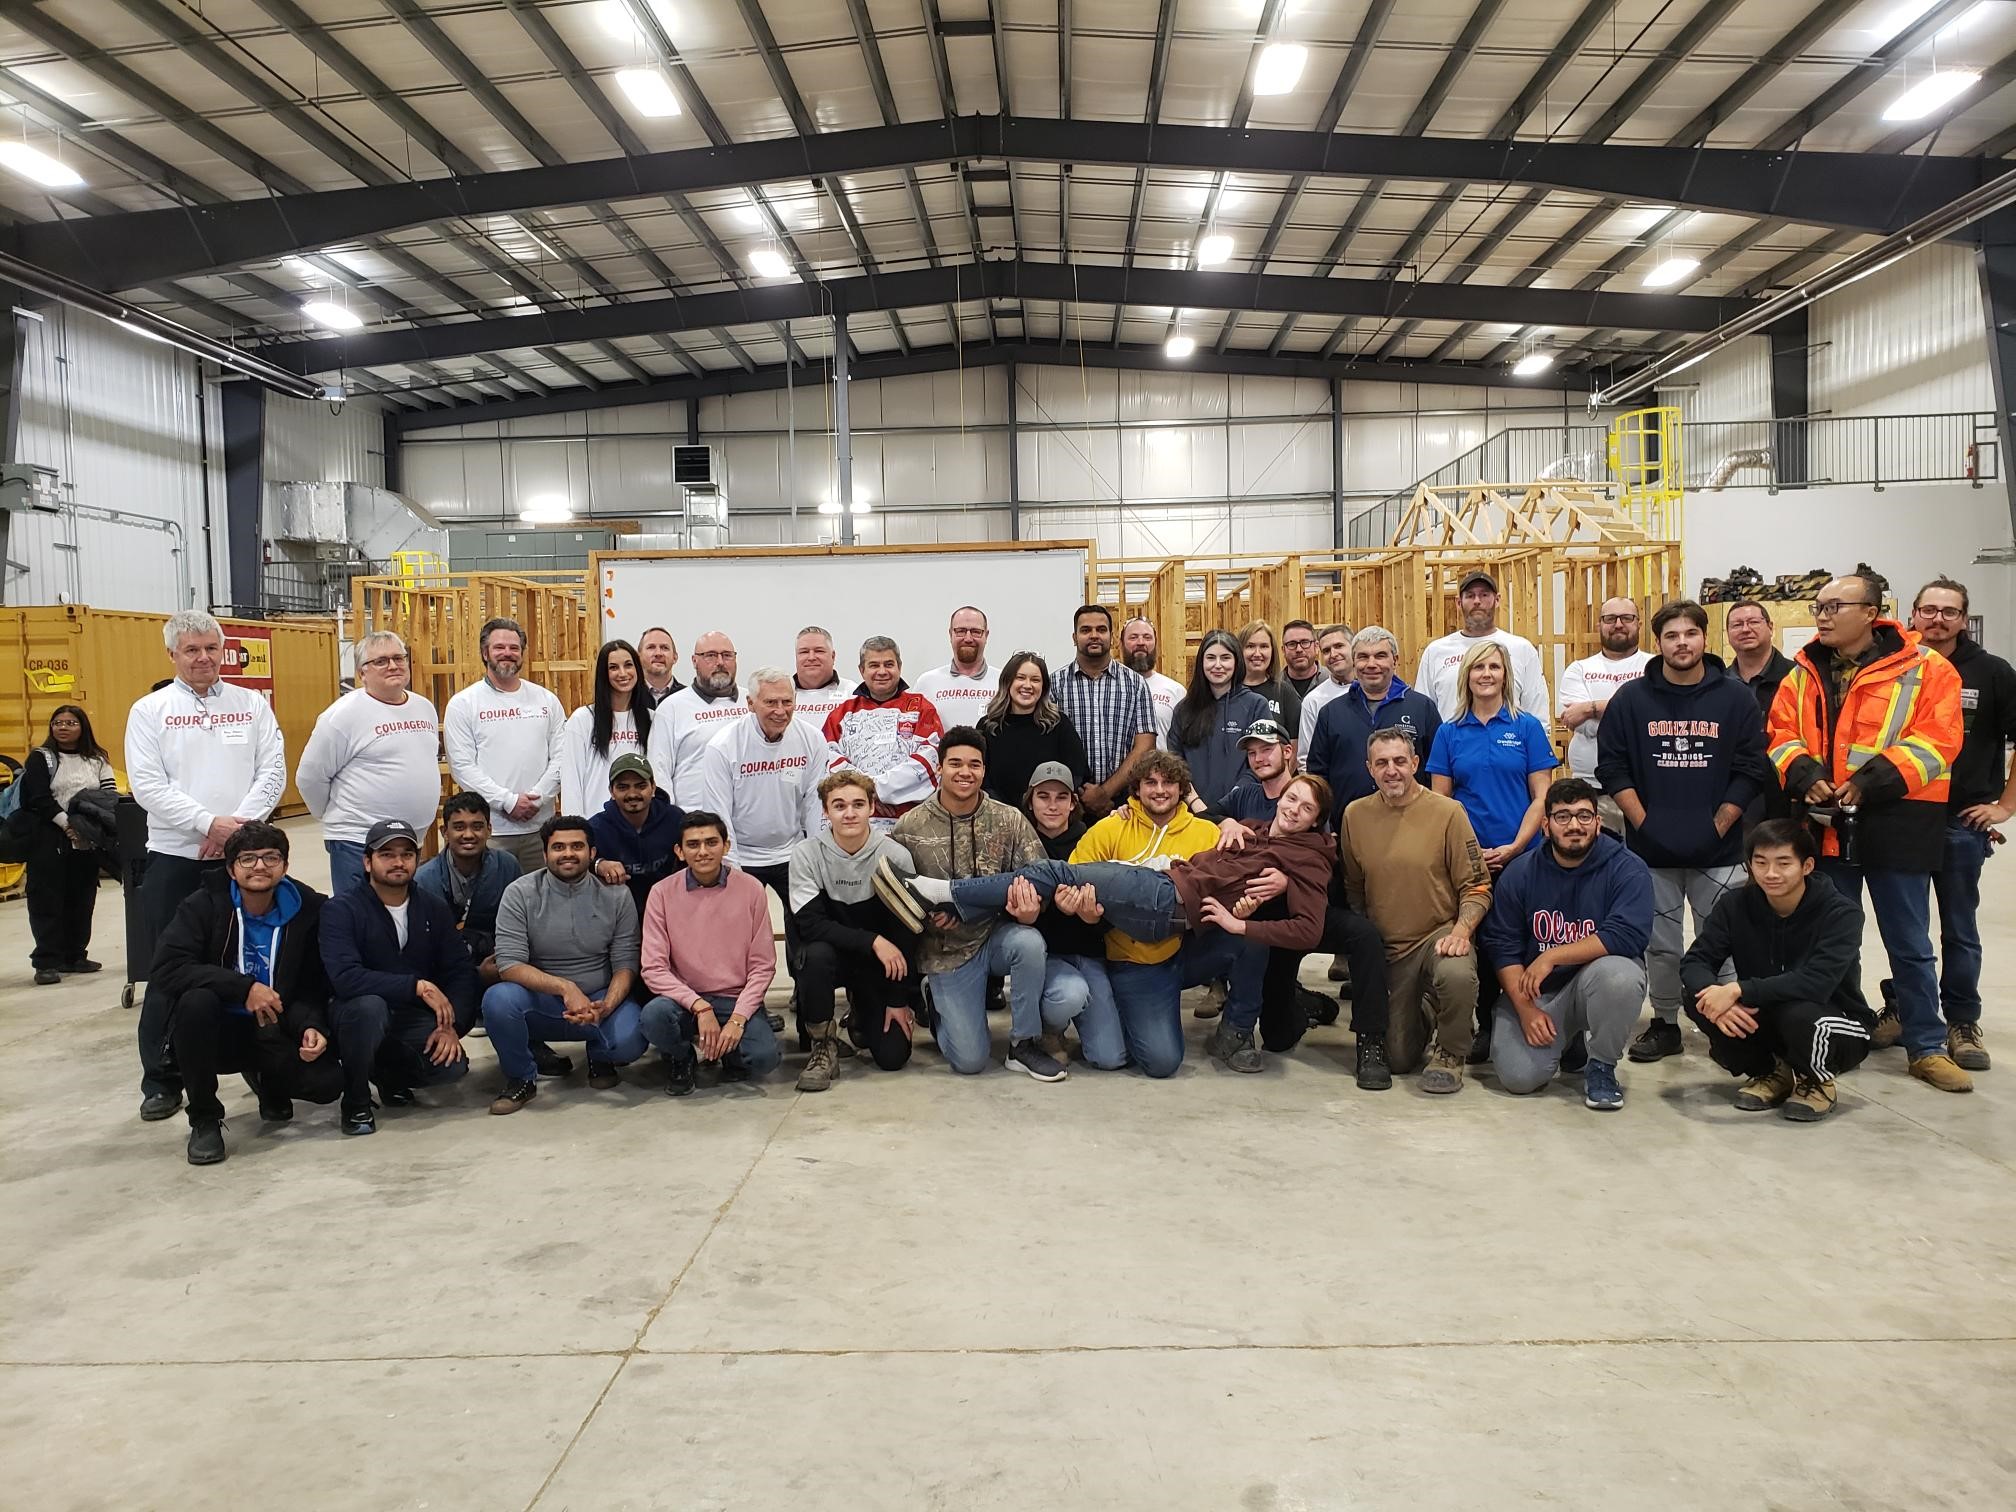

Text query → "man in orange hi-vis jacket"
[1767,572,1968,1094]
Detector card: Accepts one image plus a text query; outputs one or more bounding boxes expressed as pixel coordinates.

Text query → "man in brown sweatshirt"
[1340,727,1493,1092]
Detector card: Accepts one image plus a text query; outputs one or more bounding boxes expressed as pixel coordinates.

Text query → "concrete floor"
[2,816,2013,1511]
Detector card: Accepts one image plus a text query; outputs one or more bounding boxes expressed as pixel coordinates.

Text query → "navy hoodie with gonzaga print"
[1595,653,1771,870]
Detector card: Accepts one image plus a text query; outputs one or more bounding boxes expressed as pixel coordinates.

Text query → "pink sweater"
[641,866,777,1021]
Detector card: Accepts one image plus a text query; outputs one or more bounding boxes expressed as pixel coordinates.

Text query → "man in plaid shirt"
[1053,605,1157,819]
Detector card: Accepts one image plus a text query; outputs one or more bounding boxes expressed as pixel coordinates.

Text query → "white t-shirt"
[125,679,287,859]
[295,689,441,844]
[1557,650,1652,779]
[1144,671,1185,743]
[697,715,826,867]
[560,705,650,816]
[912,662,997,735]
[441,678,566,836]
[1296,677,1351,751]
[659,686,751,807]
[386,899,410,949]
[792,677,850,737]
[1416,629,1551,721]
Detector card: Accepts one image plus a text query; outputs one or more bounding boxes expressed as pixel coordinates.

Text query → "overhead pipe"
[1592,162,2016,411]
[0,249,327,401]
[1707,448,1774,490]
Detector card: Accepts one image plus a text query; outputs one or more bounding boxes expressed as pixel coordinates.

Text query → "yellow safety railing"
[1606,405,1683,539]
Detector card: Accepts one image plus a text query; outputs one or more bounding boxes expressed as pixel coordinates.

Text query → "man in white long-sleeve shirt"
[442,617,565,873]
[1415,570,1550,719]
[912,606,996,734]
[297,630,441,896]
[658,630,749,808]
[126,609,287,1122]
[791,626,849,736]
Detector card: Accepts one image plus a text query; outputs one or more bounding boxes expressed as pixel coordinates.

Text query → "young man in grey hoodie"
[788,771,924,1089]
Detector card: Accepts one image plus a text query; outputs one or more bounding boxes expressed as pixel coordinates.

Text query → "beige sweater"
[1340,788,1492,960]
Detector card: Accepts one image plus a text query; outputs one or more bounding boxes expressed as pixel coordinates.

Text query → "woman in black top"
[15,705,116,984]
[977,652,1090,805]
[1237,618,1302,736]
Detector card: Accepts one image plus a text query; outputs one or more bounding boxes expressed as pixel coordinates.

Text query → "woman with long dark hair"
[16,704,116,984]
[1168,630,1271,812]
[977,651,1090,804]
[561,639,655,814]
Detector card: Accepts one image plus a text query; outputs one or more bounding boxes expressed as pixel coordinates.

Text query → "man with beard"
[589,753,687,918]
[1415,570,1549,718]
[1120,616,1187,743]
[658,631,749,807]
[914,606,997,734]
[1295,624,1355,750]
[1055,605,1157,819]
[1558,597,1651,834]
[791,625,850,735]
[1482,779,1653,1110]
[1281,620,1324,700]
[823,637,944,831]
[1597,600,1770,1065]
[636,626,685,708]
[443,617,567,872]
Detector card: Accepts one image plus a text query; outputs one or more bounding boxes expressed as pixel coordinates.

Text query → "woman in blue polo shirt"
[1425,639,1557,867]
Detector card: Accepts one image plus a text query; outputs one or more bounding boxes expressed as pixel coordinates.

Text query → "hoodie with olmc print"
[1595,653,1771,870]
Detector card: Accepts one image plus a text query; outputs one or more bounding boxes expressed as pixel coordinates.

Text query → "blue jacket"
[1167,685,1273,809]
[1306,678,1442,821]
[1595,654,1770,869]
[320,881,480,1030]
[1481,831,1653,986]
[588,792,686,918]
[414,846,518,937]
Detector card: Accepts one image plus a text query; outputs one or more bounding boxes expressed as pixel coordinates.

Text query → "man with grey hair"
[1296,622,1357,750]
[823,635,944,831]
[1306,624,1441,825]
[298,631,441,895]
[660,630,748,807]
[126,608,287,1121]
[443,616,566,873]
[792,624,849,734]
[1120,616,1186,743]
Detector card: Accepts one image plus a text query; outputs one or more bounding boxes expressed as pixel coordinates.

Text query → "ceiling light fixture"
[1165,333,1197,359]
[733,199,766,227]
[301,300,363,331]
[1197,234,1233,266]
[0,141,84,188]
[1882,70,1981,122]
[748,247,791,278]
[1642,256,1700,289]
[615,67,681,117]
[1512,350,1555,377]
[1253,42,1307,96]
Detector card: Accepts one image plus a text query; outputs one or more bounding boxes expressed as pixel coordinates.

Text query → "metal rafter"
[1117,0,1180,299]
[919,0,996,344]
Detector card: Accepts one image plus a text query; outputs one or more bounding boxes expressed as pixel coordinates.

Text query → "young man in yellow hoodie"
[1065,751,1234,1076]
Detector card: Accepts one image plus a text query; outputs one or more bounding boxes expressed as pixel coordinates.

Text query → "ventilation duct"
[1707,448,1774,491]
[1538,451,1602,481]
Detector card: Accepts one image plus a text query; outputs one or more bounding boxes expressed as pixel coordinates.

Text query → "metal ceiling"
[0,0,2011,420]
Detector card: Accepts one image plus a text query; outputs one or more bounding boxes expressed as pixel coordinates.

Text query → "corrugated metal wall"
[1812,243,1995,418]
[263,392,387,487]
[1659,337,1772,424]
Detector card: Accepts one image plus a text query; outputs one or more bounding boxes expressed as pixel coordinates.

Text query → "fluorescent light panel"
[1253,42,1306,96]
[615,67,681,117]
[1882,70,1981,122]
[1642,256,1700,289]
[748,247,791,278]
[1197,234,1233,266]
[1512,351,1554,376]
[301,300,363,331]
[0,141,84,188]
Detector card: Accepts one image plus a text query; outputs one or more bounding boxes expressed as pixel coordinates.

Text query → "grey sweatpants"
[1491,955,1648,1093]
[1648,865,1742,1022]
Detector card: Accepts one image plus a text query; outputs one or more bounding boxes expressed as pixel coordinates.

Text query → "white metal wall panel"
[9,310,215,612]
[1230,419,1331,496]
[1659,337,1771,423]
[1811,244,1996,418]
[263,393,386,486]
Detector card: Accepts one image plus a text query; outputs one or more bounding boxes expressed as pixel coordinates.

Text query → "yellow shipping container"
[0,606,340,817]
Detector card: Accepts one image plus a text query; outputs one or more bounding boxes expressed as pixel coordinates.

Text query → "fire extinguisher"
[1966,442,1980,481]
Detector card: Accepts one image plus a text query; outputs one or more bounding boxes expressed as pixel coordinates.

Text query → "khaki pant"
[490,830,547,874]
[1384,925,1480,1074]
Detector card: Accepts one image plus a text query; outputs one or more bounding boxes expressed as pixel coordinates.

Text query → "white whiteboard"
[596,545,1094,692]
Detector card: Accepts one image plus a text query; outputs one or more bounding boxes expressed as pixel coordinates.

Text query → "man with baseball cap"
[1213,719,1297,828]
[322,817,481,1136]
[588,752,686,918]
[1415,569,1550,719]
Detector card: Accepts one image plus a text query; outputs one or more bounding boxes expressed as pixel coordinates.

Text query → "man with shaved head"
[658,631,749,808]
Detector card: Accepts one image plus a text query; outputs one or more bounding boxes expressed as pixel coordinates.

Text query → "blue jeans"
[1107,929,1268,1076]
[927,923,1081,1073]
[479,980,647,1081]
[325,839,366,897]
[640,993,782,1076]
[949,861,1180,944]
[1934,821,1991,1026]
[1048,954,1128,1069]
[1818,859,1943,1057]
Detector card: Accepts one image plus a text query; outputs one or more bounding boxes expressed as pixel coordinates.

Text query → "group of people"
[36,563,2004,1164]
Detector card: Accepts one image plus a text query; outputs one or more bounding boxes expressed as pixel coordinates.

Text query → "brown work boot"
[796,1021,839,1093]
[1781,1074,1839,1122]
[1192,980,1226,1019]
[1909,1053,1975,1093]
[1733,1058,1797,1111]
[1420,1045,1465,1095]
[1870,1007,1903,1050]
[1948,1022,1990,1072]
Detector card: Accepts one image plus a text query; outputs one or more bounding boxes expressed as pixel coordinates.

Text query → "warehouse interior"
[3,1,2015,1506]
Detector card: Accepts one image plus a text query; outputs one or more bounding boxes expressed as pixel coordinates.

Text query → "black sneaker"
[32,968,60,986]
[871,856,930,933]
[720,1059,752,1083]
[1467,1028,1492,1065]
[665,1055,696,1097]
[186,1119,226,1165]
[1297,986,1340,1027]
[258,1094,295,1122]
[1559,1033,1589,1074]
[1216,1026,1263,1073]
[489,1078,538,1115]
[1355,1035,1393,1091]
[1627,1018,1684,1063]
[380,1086,416,1107]
[63,958,103,974]
[764,1011,786,1033]
[342,1106,377,1136]
[140,1091,182,1122]
[587,1060,620,1090]
[1005,1038,1068,1082]
[532,1045,574,1077]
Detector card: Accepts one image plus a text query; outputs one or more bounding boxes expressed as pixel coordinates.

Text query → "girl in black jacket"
[16,705,116,985]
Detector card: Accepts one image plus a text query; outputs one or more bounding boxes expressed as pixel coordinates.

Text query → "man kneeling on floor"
[482,815,646,1113]
[151,821,341,1164]
[1481,778,1653,1110]
[322,819,480,1136]
[640,811,781,1095]
[1682,818,1877,1121]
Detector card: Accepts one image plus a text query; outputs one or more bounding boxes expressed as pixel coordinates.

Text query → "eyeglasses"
[692,650,734,662]
[1812,599,1873,617]
[1283,636,1317,649]
[1550,811,1599,827]
[1915,605,1967,621]
[360,653,410,668]
[231,851,286,870]
[1598,613,1639,624]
